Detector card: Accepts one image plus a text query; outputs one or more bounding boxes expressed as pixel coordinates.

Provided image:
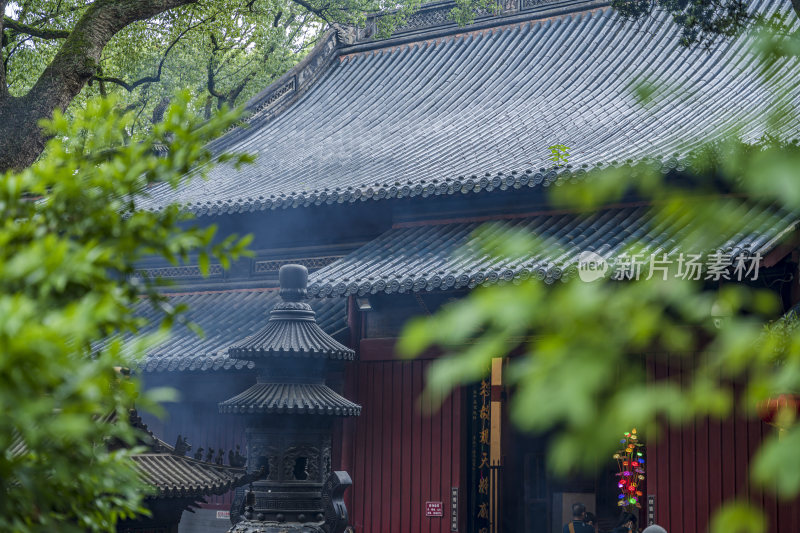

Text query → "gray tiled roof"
[219,383,362,416]
[141,0,798,216]
[307,204,799,296]
[133,453,254,499]
[130,409,257,498]
[133,289,347,372]
[228,301,355,361]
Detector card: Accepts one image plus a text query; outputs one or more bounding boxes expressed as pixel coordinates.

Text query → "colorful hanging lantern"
[614,428,645,512]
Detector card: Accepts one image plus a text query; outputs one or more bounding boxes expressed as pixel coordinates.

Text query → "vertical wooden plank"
[401,361,413,533]
[679,361,696,533]
[707,416,723,523]
[733,395,749,499]
[721,416,736,505]
[794,489,800,533]
[747,419,765,528]
[658,362,669,529]
[371,362,384,533]
[349,363,362,530]
[355,361,370,531]
[364,361,375,532]
[421,360,433,533]
[665,358,679,533]
[431,378,443,533]
[695,410,710,531]
[412,361,423,533]
[440,390,453,533]
[391,360,403,533]
[645,360,657,529]
[794,488,800,533]
[381,362,394,532]
[667,358,681,533]
[453,386,463,532]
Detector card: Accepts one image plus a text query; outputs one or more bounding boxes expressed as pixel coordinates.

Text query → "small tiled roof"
[228,301,355,361]
[307,204,799,296]
[132,453,254,499]
[131,289,347,372]
[219,382,361,416]
[129,409,258,499]
[139,0,798,217]
[9,410,255,500]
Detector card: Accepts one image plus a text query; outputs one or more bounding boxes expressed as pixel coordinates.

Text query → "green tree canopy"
[612,0,800,47]
[0,91,251,533]
[0,0,433,171]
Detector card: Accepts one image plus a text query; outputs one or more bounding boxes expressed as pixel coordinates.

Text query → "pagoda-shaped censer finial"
[221,264,360,533]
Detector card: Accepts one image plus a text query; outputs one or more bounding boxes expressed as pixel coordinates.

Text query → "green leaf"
[709,502,766,533]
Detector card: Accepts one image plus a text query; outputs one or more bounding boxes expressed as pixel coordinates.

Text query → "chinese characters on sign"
[451,487,459,531]
[578,251,762,283]
[469,377,492,533]
[426,501,443,517]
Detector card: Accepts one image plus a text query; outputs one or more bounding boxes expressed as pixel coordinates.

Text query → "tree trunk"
[0,0,195,172]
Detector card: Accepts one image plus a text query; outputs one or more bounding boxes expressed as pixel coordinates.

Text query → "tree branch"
[90,13,211,93]
[0,0,198,170]
[26,3,91,29]
[291,0,330,23]
[227,68,257,106]
[3,16,70,39]
[206,33,226,99]
[23,0,196,116]
[151,95,170,124]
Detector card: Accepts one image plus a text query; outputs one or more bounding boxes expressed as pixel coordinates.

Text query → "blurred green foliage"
[398,8,800,533]
[0,92,252,533]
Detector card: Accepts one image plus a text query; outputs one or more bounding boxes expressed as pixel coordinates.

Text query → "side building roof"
[308,203,799,296]
[9,410,256,501]
[140,0,798,216]
[128,410,258,500]
[132,453,253,499]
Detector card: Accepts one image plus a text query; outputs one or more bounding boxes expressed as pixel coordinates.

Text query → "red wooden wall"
[649,355,800,532]
[342,340,464,533]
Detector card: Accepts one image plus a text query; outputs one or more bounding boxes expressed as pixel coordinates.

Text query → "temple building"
[119,411,258,533]
[133,0,800,531]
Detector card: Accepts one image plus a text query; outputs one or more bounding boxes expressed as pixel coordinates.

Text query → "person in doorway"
[609,511,638,533]
[563,502,596,533]
[584,512,599,532]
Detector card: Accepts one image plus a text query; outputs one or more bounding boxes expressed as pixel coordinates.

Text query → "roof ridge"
[348,0,609,53]
[152,287,280,297]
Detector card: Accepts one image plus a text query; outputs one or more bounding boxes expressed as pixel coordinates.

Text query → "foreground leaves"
[0,92,251,533]
[399,20,800,530]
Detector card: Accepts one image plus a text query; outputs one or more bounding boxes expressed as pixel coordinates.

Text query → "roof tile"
[140,0,799,216]
[308,204,799,296]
